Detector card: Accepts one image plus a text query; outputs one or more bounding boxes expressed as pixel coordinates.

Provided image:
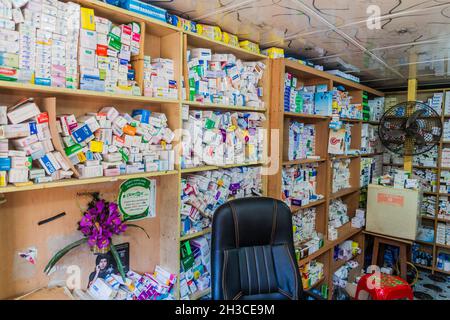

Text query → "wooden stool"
[364,231,412,280]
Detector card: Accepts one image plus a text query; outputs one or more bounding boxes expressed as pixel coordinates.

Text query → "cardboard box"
[366,184,420,240]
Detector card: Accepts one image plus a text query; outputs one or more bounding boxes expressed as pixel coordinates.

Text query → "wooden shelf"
[283,158,327,166]
[332,253,360,271]
[183,100,266,113]
[185,31,266,61]
[298,227,363,266]
[330,154,360,160]
[340,118,362,123]
[361,152,384,157]
[0,81,180,104]
[434,268,450,275]
[189,288,211,301]
[180,228,212,242]
[284,112,329,120]
[0,171,178,194]
[415,239,435,246]
[291,199,326,212]
[181,162,263,174]
[436,243,450,250]
[283,59,384,96]
[414,263,434,271]
[329,187,360,200]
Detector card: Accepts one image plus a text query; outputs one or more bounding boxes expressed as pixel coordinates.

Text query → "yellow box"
[262,47,284,58]
[77,152,87,163]
[222,32,239,47]
[90,140,104,153]
[198,24,222,42]
[81,7,96,31]
[0,171,6,187]
[239,40,260,54]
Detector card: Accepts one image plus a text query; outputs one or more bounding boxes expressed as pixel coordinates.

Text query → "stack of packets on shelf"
[327,69,360,83]
[186,48,265,108]
[412,243,433,267]
[436,222,450,246]
[0,0,80,86]
[413,167,437,192]
[332,159,351,194]
[422,195,436,218]
[288,120,316,161]
[334,240,361,261]
[383,151,403,166]
[180,236,211,300]
[181,106,265,168]
[261,47,284,59]
[328,199,349,241]
[361,123,382,154]
[78,7,141,95]
[56,106,175,179]
[86,266,177,300]
[444,119,450,141]
[413,146,438,167]
[436,252,450,272]
[300,260,324,290]
[425,92,444,115]
[333,262,361,289]
[360,157,382,188]
[366,97,384,122]
[332,88,362,120]
[166,13,198,33]
[351,209,366,229]
[142,56,177,99]
[282,164,324,207]
[0,98,74,187]
[293,208,324,260]
[440,170,450,194]
[180,167,262,237]
[443,148,450,167]
[372,170,420,191]
[417,224,435,243]
[439,197,450,221]
[239,40,261,55]
[328,123,359,155]
[284,74,330,115]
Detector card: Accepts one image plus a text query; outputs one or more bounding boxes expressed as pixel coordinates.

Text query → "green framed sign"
[118,178,156,221]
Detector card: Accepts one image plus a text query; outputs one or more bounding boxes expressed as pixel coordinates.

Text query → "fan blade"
[406,109,426,129]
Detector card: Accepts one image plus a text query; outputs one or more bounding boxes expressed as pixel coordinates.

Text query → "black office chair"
[211,197,322,300]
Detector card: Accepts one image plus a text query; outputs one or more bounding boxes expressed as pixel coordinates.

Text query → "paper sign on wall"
[118,178,156,221]
[377,193,404,207]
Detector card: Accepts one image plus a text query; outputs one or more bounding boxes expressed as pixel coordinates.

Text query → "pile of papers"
[288,120,315,161]
[180,166,262,236]
[187,48,265,108]
[0,98,73,187]
[143,56,177,99]
[57,106,175,179]
[180,236,211,300]
[87,266,177,300]
[282,163,323,207]
[181,106,265,168]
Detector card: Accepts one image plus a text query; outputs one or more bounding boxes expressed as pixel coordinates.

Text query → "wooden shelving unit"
[384,88,450,276]
[268,58,384,299]
[0,0,387,300]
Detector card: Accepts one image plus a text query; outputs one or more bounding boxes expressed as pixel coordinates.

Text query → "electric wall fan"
[378,101,442,156]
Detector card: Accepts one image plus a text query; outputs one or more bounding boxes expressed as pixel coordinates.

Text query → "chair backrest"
[211,197,303,300]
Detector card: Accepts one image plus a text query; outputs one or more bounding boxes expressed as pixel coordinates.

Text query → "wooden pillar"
[404,79,417,174]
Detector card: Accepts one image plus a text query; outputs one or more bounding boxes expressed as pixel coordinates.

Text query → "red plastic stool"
[355,273,414,300]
